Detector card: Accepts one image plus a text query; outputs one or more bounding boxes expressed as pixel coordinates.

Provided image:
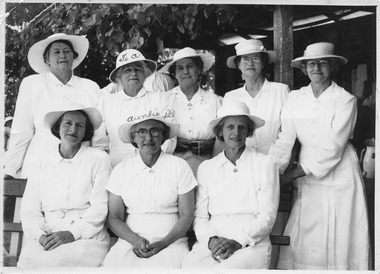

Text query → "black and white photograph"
[1,0,378,272]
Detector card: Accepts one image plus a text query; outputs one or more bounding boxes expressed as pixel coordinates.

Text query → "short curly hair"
[51,110,94,142]
[213,116,255,141]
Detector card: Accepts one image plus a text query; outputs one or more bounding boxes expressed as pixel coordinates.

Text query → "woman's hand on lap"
[39,231,75,251]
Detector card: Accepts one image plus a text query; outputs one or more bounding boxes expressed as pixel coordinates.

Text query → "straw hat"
[226,39,276,68]
[159,47,215,74]
[109,49,157,83]
[208,102,265,133]
[291,42,348,68]
[43,103,103,131]
[28,33,89,74]
[118,115,179,143]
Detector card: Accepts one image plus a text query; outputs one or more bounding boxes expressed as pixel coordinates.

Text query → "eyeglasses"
[241,56,261,64]
[132,128,162,138]
[306,60,330,69]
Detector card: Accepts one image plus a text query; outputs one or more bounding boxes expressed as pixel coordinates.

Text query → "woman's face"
[305,58,332,84]
[220,116,248,150]
[59,111,86,146]
[174,58,200,91]
[132,120,164,155]
[238,53,264,79]
[46,42,75,74]
[118,62,147,92]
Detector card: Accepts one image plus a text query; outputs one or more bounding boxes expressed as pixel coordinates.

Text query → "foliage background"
[5,3,274,118]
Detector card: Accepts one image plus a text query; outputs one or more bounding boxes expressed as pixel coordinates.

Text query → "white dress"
[169,86,222,173]
[18,145,111,268]
[102,151,197,268]
[269,82,369,270]
[182,148,279,269]
[100,87,176,167]
[223,79,289,154]
[4,72,102,178]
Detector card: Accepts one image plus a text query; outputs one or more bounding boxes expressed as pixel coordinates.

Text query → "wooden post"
[273,6,294,90]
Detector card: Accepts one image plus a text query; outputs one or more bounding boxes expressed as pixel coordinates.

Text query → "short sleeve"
[177,159,197,195]
[105,163,124,196]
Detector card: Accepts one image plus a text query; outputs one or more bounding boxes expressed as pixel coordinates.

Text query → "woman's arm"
[67,152,112,240]
[20,163,47,241]
[4,77,36,177]
[302,94,357,179]
[107,192,150,256]
[145,189,195,256]
[240,156,280,247]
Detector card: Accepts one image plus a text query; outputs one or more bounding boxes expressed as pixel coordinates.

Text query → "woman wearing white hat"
[223,39,289,154]
[102,113,196,268]
[99,49,176,167]
[269,42,369,269]
[182,102,279,269]
[4,33,103,179]
[18,103,111,267]
[160,47,221,175]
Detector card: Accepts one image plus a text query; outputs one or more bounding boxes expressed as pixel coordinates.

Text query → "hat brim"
[28,34,89,74]
[159,52,215,74]
[118,117,179,143]
[43,107,103,131]
[226,50,276,69]
[109,59,157,83]
[207,113,265,134]
[291,55,348,69]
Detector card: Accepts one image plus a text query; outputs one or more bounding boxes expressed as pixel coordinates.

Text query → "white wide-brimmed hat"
[109,49,157,83]
[43,103,103,131]
[28,33,89,74]
[118,114,179,143]
[291,42,348,68]
[226,39,276,68]
[208,102,265,134]
[159,47,215,74]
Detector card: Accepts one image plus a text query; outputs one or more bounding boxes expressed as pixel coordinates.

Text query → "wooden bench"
[3,178,27,267]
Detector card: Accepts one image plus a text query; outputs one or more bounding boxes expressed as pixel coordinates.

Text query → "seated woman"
[102,112,197,268]
[182,102,279,269]
[18,103,111,268]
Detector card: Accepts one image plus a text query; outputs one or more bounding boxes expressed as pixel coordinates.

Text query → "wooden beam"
[273,6,294,90]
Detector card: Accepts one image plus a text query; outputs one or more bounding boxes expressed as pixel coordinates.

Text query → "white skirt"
[102,213,189,268]
[18,208,110,268]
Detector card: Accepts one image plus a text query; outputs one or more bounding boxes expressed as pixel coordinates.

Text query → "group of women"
[4,32,370,270]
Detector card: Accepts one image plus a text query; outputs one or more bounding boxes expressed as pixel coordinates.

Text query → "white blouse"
[106,151,197,214]
[223,79,289,154]
[269,81,358,178]
[168,86,222,140]
[20,145,111,241]
[194,148,279,247]
[4,72,102,178]
[100,87,176,167]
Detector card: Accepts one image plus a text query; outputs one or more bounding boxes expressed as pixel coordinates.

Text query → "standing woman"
[182,102,279,269]
[223,39,289,154]
[102,113,197,268]
[4,33,102,179]
[18,104,111,267]
[100,49,175,167]
[160,47,221,174]
[269,42,369,270]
